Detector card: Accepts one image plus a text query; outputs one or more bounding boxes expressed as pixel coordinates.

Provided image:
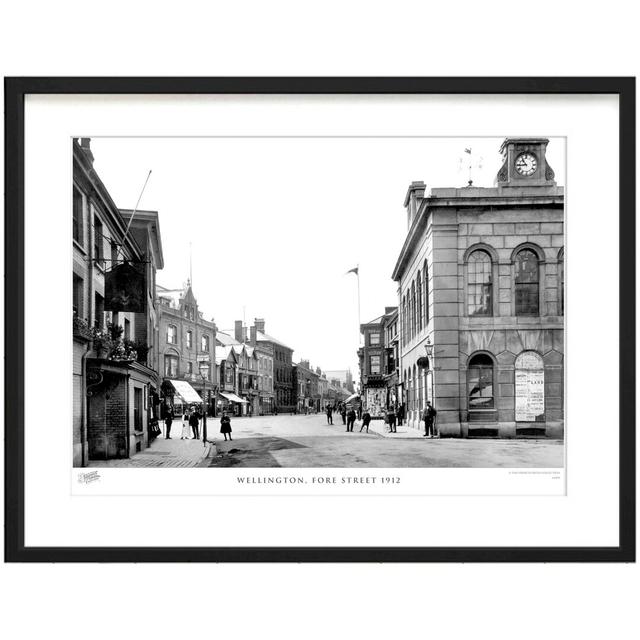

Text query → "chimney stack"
[404,181,426,229]
[250,326,257,345]
[79,138,94,165]
[234,320,243,342]
[254,318,265,333]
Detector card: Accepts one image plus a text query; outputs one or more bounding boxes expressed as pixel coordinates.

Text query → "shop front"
[86,358,159,460]
[161,378,205,419]
[218,391,248,417]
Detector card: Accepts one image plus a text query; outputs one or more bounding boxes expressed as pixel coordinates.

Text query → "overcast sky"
[89,136,565,375]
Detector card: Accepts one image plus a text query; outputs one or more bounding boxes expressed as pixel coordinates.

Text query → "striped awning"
[168,379,202,403]
[219,391,248,404]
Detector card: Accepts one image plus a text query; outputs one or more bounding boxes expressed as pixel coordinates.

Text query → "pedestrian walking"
[346,408,356,432]
[422,401,438,437]
[326,404,333,425]
[181,409,191,439]
[340,405,347,425]
[164,406,174,439]
[189,406,200,440]
[360,410,372,433]
[220,412,232,441]
[397,403,404,426]
[387,406,397,433]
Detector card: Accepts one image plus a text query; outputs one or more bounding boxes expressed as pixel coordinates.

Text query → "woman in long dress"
[181,409,191,439]
[220,412,232,441]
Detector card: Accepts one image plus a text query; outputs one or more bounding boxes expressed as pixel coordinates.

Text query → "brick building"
[73,138,164,466]
[215,345,246,415]
[156,283,217,416]
[249,322,275,415]
[383,307,400,410]
[392,137,564,437]
[358,314,387,417]
[250,319,295,414]
[216,327,259,416]
[293,360,320,413]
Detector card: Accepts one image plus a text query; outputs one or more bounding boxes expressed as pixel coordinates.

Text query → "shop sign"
[105,261,146,312]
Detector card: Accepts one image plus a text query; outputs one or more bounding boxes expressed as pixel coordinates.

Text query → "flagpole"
[121,170,152,248]
[356,263,361,345]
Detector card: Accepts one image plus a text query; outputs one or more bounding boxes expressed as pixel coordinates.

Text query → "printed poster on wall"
[365,388,385,417]
[515,369,545,422]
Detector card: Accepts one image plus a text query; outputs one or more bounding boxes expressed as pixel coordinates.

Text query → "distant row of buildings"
[358,138,565,438]
[73,138,353,466]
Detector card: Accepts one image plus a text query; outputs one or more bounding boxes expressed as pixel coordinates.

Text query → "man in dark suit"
[189,407,201,440]
[422,401,437,437]
[326,404,333,425]
[346,408,356,432]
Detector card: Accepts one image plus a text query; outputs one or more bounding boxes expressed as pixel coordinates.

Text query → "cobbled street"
[207,413,564,468]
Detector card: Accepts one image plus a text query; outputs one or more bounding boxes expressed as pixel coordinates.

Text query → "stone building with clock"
[392,138,564,438]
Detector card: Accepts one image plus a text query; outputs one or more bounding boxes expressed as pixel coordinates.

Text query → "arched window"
[468,353,494,410]
[515,352,545,422]
[423,260,429,326]
[558,248,564,315]
[412,365,417,411]
[167,324,177,344]
[410,282,416,341]
[401,294,406,346]
[416,271,423,333]
[515,249,540,315]
[404,292,409,344]
[201,334,210,352]
[467,250,492,316]
[186,330,193,349]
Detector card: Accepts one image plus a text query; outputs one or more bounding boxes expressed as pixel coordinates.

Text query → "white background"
[1,2,638,640]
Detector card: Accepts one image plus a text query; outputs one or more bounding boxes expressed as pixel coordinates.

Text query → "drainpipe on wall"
[80,338,93,467]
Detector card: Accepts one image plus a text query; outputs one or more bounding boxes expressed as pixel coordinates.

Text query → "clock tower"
[495,137,556,187]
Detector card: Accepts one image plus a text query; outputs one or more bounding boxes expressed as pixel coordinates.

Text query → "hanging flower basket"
[73,316,92,341]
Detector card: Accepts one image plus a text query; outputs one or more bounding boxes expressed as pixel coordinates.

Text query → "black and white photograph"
[72,135,565,472]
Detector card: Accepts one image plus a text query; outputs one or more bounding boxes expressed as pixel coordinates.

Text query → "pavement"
[89,434,211,468]
[207,413,564,468]
[365,419,425,439]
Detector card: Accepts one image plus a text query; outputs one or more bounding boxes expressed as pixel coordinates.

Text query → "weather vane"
[458,147,483,186]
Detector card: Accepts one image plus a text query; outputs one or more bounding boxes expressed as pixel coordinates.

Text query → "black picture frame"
[4,77,635,563]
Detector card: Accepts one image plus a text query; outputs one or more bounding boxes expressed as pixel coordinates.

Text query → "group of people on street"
[323,399,438,437]
[163,405,234,442]
[164,405,203,440]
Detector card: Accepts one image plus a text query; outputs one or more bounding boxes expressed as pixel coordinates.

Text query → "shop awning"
[169,380,202,403]
[219,391,249,404]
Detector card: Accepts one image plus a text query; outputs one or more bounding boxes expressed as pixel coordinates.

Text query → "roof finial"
[458,147,483,187]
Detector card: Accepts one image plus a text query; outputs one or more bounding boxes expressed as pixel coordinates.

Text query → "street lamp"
[424,338,435,359]
[198,361,210,447]
[424,339,435,409]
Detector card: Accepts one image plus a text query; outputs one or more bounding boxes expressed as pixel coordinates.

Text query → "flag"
[345,267,358,275]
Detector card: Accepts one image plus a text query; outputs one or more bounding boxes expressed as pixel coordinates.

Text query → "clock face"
[514,152,538,176]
